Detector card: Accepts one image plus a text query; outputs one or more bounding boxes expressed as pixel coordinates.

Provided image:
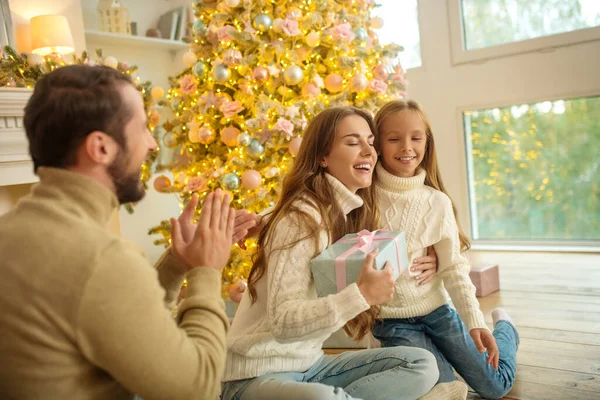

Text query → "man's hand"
[170,189,235,272]
[470,328,499,370]
[411,246,438,286]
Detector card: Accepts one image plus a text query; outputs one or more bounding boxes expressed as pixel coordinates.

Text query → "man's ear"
[82,131,119,166]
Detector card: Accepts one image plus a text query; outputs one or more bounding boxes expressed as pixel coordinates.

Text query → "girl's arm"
[266,213,370,343]
[434,198,488,331]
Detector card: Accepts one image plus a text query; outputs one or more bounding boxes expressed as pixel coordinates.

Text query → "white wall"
[405,0,600,239]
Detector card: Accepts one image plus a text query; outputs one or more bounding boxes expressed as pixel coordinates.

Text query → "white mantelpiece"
[0,88,37,186]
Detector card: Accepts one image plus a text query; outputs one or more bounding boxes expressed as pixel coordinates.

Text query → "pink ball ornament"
[241,169,262,190]
[350,74,368,92]
[289,137,302,156]
[324,73,344,93]
[220,126,240,146]
[252,66,270,83]
[301,82,321,98]
[228,280,247,303]
[153,175,171,192]
[373,64,391,80]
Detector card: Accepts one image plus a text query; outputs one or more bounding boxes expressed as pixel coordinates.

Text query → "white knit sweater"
[375,164,487,331]
[223,174,370,381]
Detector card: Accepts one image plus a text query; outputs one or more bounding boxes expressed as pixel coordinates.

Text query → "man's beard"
[108,148,145,205]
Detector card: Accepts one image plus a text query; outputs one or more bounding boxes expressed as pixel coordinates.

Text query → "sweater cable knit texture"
[375,164,487,331]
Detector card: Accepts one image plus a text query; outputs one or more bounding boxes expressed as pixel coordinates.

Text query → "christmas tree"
[149,0,407,293]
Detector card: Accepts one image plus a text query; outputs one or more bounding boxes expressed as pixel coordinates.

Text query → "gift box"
[311,230,409,297]
[469,263,500,297]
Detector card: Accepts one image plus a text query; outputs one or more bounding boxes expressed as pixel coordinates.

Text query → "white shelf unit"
[84,30,189,54]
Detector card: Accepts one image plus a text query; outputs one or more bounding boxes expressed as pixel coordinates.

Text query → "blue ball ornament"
[354,27,367,42]
[221,173,240,191]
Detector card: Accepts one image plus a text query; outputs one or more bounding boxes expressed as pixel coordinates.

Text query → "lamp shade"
[30,15,75,55]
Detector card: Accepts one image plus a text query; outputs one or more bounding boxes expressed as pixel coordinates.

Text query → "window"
[464,96,600,242]
[462,0,600,50]
[372,0,421,69]
[448,0,600,64]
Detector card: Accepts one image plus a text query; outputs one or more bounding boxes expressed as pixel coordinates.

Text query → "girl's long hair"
[374,100,471,252]
[247,106,380,341]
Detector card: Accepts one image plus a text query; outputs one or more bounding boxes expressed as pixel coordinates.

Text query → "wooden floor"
[324,251,600,399]
[473,251,600,400]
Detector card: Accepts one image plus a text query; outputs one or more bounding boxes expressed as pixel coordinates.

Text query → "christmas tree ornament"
[237,133,251,146]
[305,31,320,47]
[252,66,269,82]
[247,139,265,158]
[153,175,171,192]
[221,173,240,190]
[212,64,231,83]
[223,49,242,66]
[220,126,241,146]
[103,56,118,69]
[354,27,367,42]
[350,74,368,92]
[283,65,303,85]
[26,53,44,66]
[370,16,384,29]
[150,86,164,100]
[197,125,216,144]
[324,73,344,93]
[224,0,240,7]
[253,14,272,32]
[193,62,206,77]
[182,51,198,67]
[241,170,262,189]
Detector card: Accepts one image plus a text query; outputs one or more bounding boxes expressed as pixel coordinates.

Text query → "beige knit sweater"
[375,164,487,331]
[0,168,228,400]
[223,174,370,381]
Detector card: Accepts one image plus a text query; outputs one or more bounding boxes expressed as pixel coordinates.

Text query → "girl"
[368,100,519,399]
[221,107,439,400]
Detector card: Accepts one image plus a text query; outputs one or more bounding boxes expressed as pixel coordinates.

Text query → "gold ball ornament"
[197,125,216,144]
[153,175,171,192]
[151,86,165,100]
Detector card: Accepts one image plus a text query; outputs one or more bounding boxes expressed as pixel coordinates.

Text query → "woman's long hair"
[247,106,380,341]
[374,100,471,252]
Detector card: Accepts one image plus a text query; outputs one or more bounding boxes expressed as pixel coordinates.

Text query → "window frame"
[447,0,600,65]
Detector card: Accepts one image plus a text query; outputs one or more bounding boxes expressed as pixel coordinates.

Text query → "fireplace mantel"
[0,88,37,186]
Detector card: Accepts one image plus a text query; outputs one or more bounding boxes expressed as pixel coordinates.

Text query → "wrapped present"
[311,230,409,297]
[469,263,500,297]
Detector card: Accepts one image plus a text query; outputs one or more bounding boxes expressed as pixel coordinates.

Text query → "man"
[0,65,255,399]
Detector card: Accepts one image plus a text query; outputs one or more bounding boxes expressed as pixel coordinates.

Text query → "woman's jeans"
[221,346,439,400]
[373,304,519,399]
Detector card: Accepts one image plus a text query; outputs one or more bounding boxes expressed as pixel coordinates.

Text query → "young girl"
[221,107,439,400]
[369,99,519,399]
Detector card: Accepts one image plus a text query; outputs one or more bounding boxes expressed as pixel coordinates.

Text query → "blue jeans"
[221,347,439,400]
[373,304,519,399]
